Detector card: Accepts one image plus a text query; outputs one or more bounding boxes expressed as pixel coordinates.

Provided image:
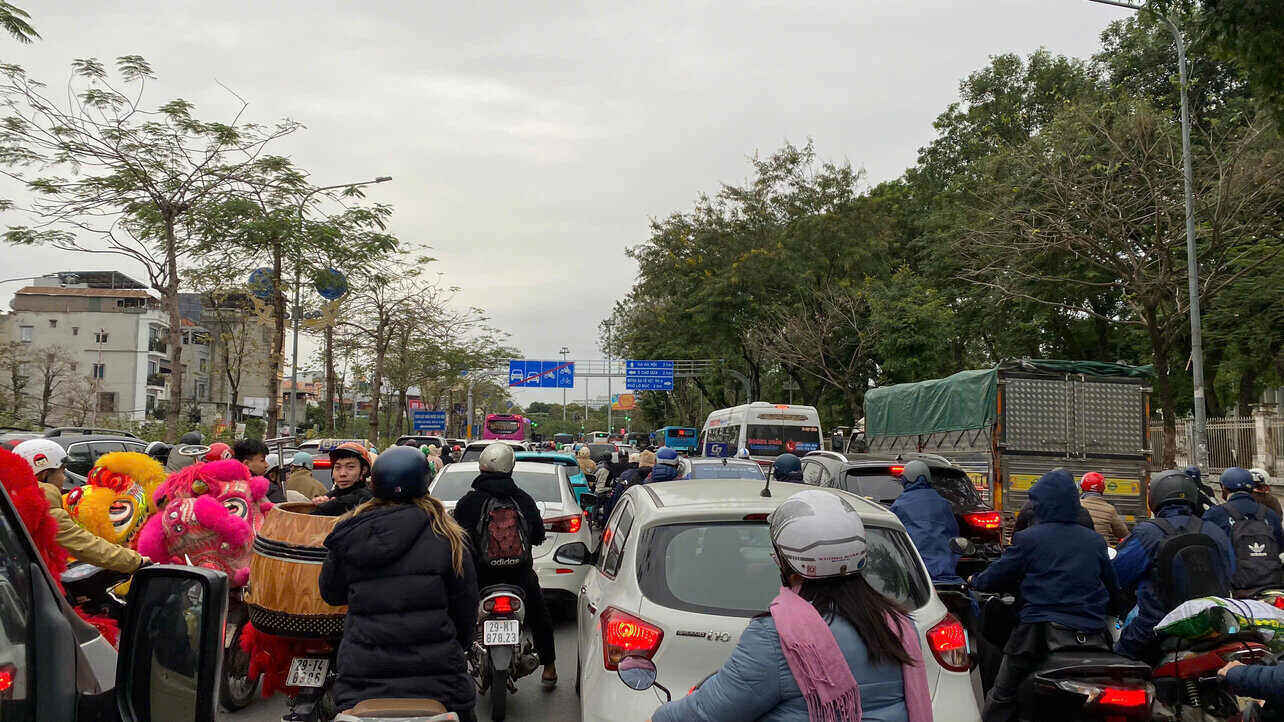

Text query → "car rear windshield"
[460,445,486,463]
[638,522,929,617]
[847,467,984,507]
[744,425,821,456]
[430,467,562,503]
[686,462,766,480]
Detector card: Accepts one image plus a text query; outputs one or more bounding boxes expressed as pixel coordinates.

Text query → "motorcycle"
[220,588,257,711]
[1150,606,1271,722]
[469,584,541,721]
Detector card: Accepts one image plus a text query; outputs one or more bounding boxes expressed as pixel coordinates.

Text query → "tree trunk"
[324,323,335,433]
[39,375,51,427]
[1145,308,1177,468]
[368,334,387,446]
[164,223,185,443]
[396,387,408,437]
[267,242,285,437]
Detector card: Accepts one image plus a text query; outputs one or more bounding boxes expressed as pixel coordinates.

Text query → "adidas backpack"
[476,495,532,571]
[1226,505,1284,594]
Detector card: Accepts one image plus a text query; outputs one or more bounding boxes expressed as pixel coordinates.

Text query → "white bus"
[699,402,824,462]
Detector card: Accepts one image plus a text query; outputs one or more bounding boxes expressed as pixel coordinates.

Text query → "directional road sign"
[412,410,447,432]
[626,360,675,391]
[507,360,575,388]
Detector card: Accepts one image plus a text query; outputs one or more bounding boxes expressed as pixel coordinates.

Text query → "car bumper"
[533,558,586,599]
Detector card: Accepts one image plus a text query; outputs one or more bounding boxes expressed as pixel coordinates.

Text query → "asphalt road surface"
[221,612,583,722]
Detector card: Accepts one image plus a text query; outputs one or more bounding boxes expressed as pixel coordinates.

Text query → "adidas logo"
[1249,542,1267,556]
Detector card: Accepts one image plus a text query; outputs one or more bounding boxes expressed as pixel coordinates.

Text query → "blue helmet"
[656,447,680,467]
[772,453,802,480]
[1220,467,1254,493]
[1184,465,1202,483]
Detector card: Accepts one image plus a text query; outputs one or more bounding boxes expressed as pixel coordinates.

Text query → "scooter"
[220,588,257,711]
[469,584,541,721]
[281,639,339,722]
[1150,606,1271,722]
[61,562,130,621]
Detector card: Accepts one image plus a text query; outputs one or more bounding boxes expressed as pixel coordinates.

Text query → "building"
[179,292,274,423]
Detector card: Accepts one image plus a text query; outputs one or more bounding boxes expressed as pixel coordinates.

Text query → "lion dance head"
[137,459,273,587]
[63,451,166,548]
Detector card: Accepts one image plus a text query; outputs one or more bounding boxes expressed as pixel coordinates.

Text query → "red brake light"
[926,614,970,672]
[889,465,904,476]
[0,664,13,695]
[544,514,582,534]
[964,511,1002,531]
[601,607,664,670]
[485,595,520,614]
[1097,686,1148,709]
[313,457,331,469]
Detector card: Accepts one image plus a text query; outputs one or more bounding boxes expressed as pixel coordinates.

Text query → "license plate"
[483,619,520,646]
[286,657,330,688]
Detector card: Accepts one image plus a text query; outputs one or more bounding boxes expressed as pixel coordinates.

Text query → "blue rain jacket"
[890,478,963,585]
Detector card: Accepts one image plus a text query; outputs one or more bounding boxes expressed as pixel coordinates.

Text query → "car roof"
[688,458,758,466]
[48,435,145,448]
[630,479,900,525]
[440,460,559,474]
[515,452,577,463]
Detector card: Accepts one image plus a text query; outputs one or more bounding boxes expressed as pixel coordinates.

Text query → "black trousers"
[983,622,1112,722]
[478,566,556,665]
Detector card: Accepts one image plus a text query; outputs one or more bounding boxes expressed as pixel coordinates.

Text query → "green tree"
[0,2,37,43]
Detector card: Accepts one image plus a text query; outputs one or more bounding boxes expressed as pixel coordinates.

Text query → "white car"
[457,439,531,463]
[429,461,597,603]
[558,479,982,722]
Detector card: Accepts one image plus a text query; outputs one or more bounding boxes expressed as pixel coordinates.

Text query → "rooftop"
[15,286,152,298]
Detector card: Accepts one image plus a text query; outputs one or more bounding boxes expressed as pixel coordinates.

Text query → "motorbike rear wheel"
[490,667,508,720]
[219,620,257,710]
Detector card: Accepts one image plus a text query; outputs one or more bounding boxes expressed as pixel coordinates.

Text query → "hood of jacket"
[649,463,680,483]
[471,471,521,497]
[903,478,934,493]
[1029,469,1081,523]
[325,504,426,567]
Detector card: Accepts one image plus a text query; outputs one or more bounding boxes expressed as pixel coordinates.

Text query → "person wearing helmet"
[286,450,327,498]
[144,440,171,465]
[1078,472,1128,546]
[261,452,286,503]
[1202,467,1284,596]
[575,445,596,477]
[14,438,147,573]
[651,489,931,722]
[1249,467,1283,516]
[312,441,374,516]
[970,469,1120,721]
[736,447,751,460]
[320,446,478,721]
[889,460,963,585]
[771,453,803,482]
[648,446,682,482]
[1113,469,1234,663]
[165,430,205,472]
[451,442,557,688]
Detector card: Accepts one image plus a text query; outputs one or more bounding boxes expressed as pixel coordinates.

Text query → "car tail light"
[483,595,521,614]
[313,457,331,469]
[964,511,1002,532]
[0,664,13,697]
[889,465,904,476]
[601,607,663,670]
[926,614,969,672]
[544,514,582,534]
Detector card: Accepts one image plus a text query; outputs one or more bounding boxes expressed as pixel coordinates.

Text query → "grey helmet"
[479,442,516,474]
[769,489,869,580]
[1149,469,1199,513]
[899,460,931,487]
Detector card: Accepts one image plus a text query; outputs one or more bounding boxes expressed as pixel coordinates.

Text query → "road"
[221,613,583,722]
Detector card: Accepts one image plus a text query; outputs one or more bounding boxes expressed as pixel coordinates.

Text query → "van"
[699,402,823,463]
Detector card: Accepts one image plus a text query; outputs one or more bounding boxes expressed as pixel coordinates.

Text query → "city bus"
[482,413,531,441]
[651,426,698,453]
[699,402,823,466]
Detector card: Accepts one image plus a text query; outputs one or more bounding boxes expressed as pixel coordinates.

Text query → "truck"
[860,359,1153,529]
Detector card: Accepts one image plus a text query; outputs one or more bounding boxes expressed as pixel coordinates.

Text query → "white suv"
[558,479,982,722]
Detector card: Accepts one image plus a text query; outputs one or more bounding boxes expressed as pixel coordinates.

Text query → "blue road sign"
[625,359,675,391]
[412,410,447,431]
[508,360,575,388]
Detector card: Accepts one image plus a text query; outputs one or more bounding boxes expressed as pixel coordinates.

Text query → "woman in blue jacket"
[650,489,933,722]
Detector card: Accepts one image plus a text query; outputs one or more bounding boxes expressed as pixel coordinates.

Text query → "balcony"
[148,338,168,354]
[146,372,166,388]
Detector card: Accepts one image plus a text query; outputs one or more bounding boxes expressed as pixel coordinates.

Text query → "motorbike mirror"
[579,492,599,508]
[948,537,975,556]
[617,655,658,691]
[553,542,593,566]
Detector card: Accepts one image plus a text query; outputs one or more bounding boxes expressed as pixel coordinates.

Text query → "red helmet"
[1080,472,1105,494]
[204,442,232,462]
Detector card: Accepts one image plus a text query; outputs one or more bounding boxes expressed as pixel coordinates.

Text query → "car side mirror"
[579,492,599,508]
[116,565,229,722]
[553,541,594,565]
[948,536,976,556]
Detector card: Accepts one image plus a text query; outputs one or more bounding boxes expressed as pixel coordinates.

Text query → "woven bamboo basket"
[244,501,346,638]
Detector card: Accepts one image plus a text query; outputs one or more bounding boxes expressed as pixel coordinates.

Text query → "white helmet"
[13,439,68,476]
[265,453,282,474]
[479,442,516,474]
[1250,468,1272,487]
[769,489,868,580]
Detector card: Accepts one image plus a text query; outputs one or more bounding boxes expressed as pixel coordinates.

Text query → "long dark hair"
[796,574,916,667]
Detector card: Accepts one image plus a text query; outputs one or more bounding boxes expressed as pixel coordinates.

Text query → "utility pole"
[560,346,569,422]
[605,320,615,435]
[1086,0,1208,468]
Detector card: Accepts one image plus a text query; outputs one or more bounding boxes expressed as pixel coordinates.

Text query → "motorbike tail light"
[601,607,663,670]
[0,664,13,697]
[926,614,970,672]
[964,511,1002,532]
[1097,687,1147,709]
[484,595,521,614]
[544,514,582,534]
[1054,680,1150,718]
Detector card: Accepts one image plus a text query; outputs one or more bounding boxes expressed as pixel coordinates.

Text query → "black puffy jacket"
[313,480,373,517]
[319,503,478,713]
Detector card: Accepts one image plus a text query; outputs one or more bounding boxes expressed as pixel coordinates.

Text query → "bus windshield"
[483,415,529,440]
[745,424,821,456]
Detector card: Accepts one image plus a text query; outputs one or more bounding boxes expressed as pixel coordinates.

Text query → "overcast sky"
[1,0,1132,406]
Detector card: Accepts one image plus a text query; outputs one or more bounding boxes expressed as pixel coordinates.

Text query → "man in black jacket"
[452,442,558,688]
[312,442,374,516]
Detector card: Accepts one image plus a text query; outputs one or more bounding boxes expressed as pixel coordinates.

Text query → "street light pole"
[1087,0,1208,468]
[605,321,614,436]
[289,176,391,435]
[560,346,570,422]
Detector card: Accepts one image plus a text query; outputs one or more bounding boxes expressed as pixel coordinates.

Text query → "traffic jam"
[4,358,1283,722]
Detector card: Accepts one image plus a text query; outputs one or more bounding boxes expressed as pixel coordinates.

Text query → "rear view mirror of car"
[115,565,229,722]
[553,541,594,565]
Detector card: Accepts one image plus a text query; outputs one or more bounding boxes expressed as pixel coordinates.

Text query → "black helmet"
[370,446,428,501]
[773,453,802,480]
[179,431,203,445]
[1149,469,1199,513]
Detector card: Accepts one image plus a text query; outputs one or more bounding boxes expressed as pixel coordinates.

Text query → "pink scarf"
[769,587,934,722]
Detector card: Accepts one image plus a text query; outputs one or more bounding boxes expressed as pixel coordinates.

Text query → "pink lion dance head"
[137,459,273,587]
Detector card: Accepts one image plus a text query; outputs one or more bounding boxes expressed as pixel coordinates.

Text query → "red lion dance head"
[137,459,272,587]
[0,446,66,578]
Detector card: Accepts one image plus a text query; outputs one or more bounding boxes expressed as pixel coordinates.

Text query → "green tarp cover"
[864,358,1153,437]
[865,368,998,437]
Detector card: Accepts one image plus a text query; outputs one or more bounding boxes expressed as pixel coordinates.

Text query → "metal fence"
[1150,416,1270,475]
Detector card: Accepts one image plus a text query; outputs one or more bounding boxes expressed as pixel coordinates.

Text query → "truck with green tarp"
[860,359,1154,530]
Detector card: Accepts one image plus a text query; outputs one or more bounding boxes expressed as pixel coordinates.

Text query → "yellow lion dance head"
[63,451,166,548]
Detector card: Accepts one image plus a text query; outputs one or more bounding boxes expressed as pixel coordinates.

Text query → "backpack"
[1150,516,1228,610]
[1226,504,1284,594]
[475,495,531,571]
